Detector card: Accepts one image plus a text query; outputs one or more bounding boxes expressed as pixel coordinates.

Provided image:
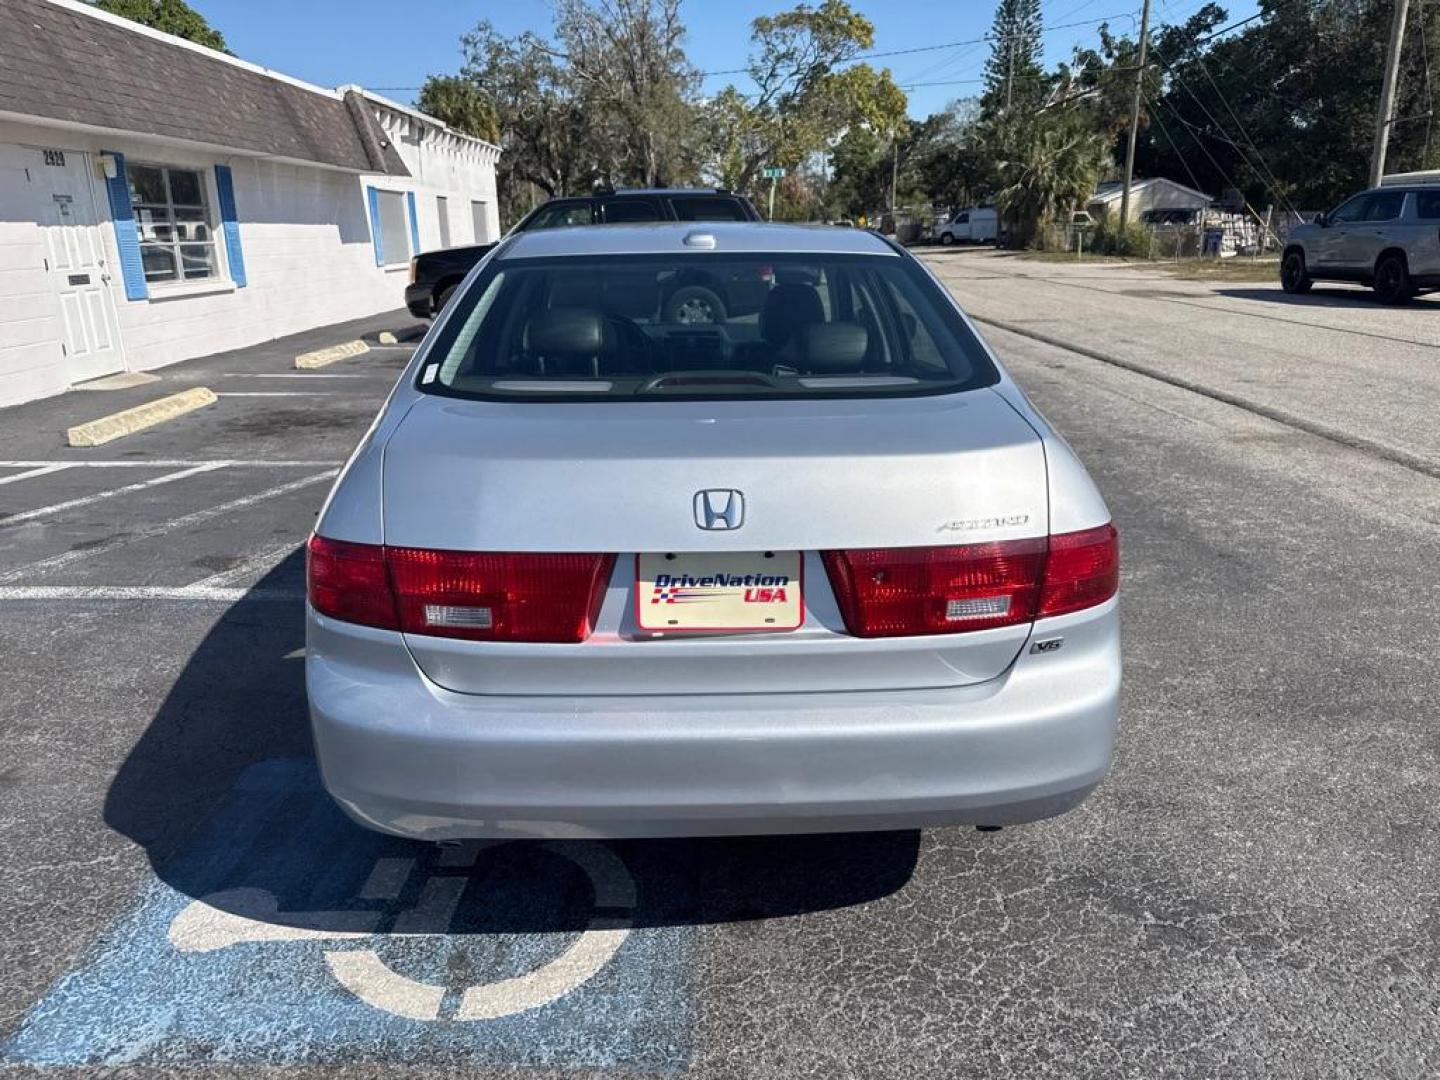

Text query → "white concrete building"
[0,0,500,409]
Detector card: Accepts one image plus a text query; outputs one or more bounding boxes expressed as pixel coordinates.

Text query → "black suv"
[405,189,763,319]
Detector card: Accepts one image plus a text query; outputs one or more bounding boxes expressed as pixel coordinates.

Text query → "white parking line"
[0,470,337,583]
[0,585,299,601]
[0,464,73,487]
[0,460,342,468]
[217,392,338,397]
[218,373,370,379]
[0,463,225,526]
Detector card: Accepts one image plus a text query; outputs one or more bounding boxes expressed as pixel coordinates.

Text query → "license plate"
[636,551,803,632]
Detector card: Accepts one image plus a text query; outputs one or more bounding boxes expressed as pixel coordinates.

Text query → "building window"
[127,163,218,283]
[374,189,411,265]
[436,195,451,248]
[471,200,489,243]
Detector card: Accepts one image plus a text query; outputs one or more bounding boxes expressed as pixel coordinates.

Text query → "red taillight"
[387,548,614,643]
[822,524,1117,638]
[307,535,399,630]
[306,536,614,643]
[822,540,1047,638]
[1036,523,1119,618]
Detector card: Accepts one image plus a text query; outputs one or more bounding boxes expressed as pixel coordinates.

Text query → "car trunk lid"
[382,390,1047,695]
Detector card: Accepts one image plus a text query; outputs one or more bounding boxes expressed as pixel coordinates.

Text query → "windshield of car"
[416,253,999,401]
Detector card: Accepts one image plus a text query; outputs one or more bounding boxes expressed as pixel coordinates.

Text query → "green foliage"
[417,76,500,144]
[981,0,1046,113]
[702,0,908,195]
[993,112,1110,247]
[1088,216,1152,256]
[553,0,699,187]
[92,0,228,52]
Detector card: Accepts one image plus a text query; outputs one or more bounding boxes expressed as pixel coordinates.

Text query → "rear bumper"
[307,601,1119,840]
[403,283,432,319]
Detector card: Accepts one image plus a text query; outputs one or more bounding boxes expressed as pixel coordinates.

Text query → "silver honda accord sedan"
[306,222,1119,840]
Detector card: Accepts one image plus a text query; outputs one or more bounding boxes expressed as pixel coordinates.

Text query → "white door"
[34,149,126,383]
[471,200,489,244]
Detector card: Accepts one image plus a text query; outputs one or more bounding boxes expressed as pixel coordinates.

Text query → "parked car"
[404,188,762,320]
[307,221,1121,840]
[1281,173,1440,303]
[937,206,999,245]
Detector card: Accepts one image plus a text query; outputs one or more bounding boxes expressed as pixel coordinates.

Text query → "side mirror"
[1314,212,1328,227]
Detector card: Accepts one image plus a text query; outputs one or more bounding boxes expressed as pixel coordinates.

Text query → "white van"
[938,207,999,245]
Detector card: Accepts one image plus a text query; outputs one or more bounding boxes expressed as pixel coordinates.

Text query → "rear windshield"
[672,197,752,222]
[417,253,998,401]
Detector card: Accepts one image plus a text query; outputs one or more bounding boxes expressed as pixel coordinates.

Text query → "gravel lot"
[0,263,1436,1078]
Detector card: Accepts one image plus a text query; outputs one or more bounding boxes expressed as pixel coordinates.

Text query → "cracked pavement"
[0,270,1437,1077]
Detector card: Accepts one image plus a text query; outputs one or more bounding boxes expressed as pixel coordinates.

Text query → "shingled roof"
[0,0,410,176]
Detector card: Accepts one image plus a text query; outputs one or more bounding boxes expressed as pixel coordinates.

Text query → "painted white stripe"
[0,463,225,526]
[0,470,337,583]
[216,392,337,397]
[0,585,300,601]
[186,541,300,589]
[218,373,369,379]
[0,464,72,487]
[0,460,342,468]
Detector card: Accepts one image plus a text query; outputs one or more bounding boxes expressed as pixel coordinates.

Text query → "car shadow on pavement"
[103,553,920,938]
[1214,286,1434,309]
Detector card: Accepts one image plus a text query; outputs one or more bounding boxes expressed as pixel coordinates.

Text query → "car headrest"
[524,307,604,356]
[760,283,825,346]
[797,322,869,374]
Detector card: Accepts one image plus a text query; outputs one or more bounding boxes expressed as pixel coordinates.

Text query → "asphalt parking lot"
[1,266,1438,1079]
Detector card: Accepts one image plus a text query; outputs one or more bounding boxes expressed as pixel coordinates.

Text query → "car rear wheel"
[939,232,954,246]
[1280,251,1312,294]
[1373,253,1414,305]
[662,285,727,325]
[435,284,458,315]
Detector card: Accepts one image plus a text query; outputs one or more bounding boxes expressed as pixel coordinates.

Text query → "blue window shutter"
[405,190,419,255]
[213,164,247,288]
[366,185,384,266]
[101,150,147,300]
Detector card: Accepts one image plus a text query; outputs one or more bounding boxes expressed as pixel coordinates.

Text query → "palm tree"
[994,114,1108,247]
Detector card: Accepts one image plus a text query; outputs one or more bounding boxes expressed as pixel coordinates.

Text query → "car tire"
[939,232,954,246]
[662,285,727,325]
[1280,251,1313,295]
[1373,253,1414,305]
[434,284,458,315]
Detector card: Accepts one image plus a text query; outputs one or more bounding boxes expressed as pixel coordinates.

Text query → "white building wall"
[0,105,499,409]
[0,139,65,407]
[375,103,501,249]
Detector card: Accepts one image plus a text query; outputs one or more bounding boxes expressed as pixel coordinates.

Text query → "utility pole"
[1370,0,1411,187]
[890,137,899,212]
[1005,14,1015,111]
[1119,0,1152,229]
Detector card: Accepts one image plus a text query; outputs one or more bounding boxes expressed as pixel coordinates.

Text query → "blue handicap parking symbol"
[3,759,696,1070]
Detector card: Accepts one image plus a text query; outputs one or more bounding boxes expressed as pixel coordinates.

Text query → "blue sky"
[189,0,1257,119]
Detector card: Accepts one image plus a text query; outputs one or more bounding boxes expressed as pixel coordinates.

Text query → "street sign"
[761,167,787,179]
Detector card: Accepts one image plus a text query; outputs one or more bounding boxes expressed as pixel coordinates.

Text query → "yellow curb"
[66,387,218,447]
[294,339,370,369]
[377,331,399,345]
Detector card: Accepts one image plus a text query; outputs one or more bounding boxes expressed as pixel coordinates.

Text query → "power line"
[1148,35,1300,216]
[1143,89,1206,193]
[1189,51,1298,215]
[696,11,1137,78]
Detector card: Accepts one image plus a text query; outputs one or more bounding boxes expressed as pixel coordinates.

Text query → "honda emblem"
[694,489,744,531]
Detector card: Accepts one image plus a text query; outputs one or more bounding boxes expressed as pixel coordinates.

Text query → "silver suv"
[1282,176,1440,304]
